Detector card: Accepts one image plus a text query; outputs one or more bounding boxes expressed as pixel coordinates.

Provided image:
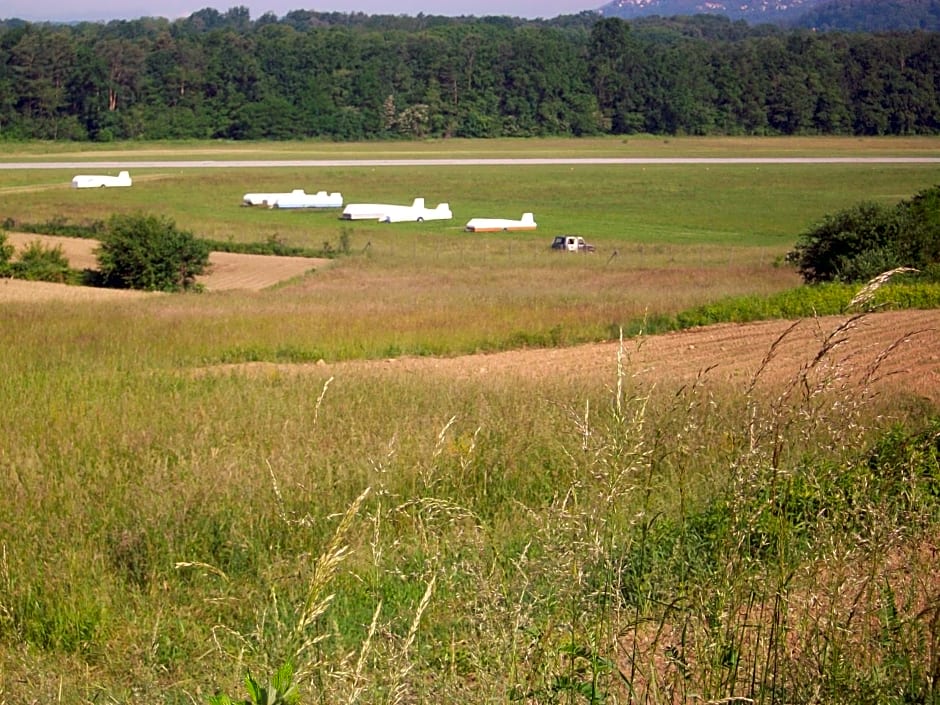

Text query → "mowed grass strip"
[4,161,939,248]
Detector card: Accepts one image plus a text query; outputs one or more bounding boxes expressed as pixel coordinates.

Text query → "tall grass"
[0,295,937,703]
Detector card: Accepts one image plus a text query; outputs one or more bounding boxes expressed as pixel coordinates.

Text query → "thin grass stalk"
[387,575,435,705]
[292,486,371,681]
[313,376,333,426]
[344,600,382,705]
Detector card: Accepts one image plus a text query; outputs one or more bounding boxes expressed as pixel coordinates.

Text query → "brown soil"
[0,277,155,302]
[217,309,940,404]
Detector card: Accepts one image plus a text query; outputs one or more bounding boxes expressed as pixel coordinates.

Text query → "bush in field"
[790,201,905,283]
[0,231,13,272]
[10,240,73,283]
[789,184,940,283]
[96,213,210,292]
[2,216,107,239]
[898,183,940,276]
[0,233,73,283]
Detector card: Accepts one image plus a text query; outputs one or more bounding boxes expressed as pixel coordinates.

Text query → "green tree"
[587,18,642,133]
[789,185,940,283]
[9,27,77,138]
[96,213,210,292]
[897,184,940,274]
[790,202,904,282]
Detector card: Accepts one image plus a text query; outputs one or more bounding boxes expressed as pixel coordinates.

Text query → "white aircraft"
[464,212,537,232]
[243,188,339,207]
[341,198,452,223]
[268,190,343,209]
[243,190,294,206]
[71,170,132,188]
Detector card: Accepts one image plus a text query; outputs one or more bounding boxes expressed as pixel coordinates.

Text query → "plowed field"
[219,309,940,404]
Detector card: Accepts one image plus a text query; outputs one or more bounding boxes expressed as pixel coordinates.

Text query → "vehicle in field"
[71,170,132,188]
[551,235,595,252]
[464,212,537,232]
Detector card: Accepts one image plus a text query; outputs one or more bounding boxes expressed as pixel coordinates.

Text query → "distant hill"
[597,0,940,29]
[598,0,825,24]
[792,0,940,31]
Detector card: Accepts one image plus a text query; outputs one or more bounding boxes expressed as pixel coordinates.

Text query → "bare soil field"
[3,232,328,297]
[219,309,940,404]
[0,277,157,302]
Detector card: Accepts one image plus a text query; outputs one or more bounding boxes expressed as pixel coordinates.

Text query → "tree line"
[1,9,938,141]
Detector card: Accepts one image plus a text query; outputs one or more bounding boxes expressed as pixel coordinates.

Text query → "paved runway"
[2,157,940,169]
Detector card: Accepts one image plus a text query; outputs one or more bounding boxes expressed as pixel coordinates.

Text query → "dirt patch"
[200,250,325,291]
[3,232,328,297]
[0,277,156,302]
[213,309,940,404]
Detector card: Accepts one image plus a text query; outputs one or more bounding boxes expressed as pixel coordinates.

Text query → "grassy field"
[1,137,939,704]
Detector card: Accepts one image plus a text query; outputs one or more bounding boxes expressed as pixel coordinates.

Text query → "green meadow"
[1,137,939,704]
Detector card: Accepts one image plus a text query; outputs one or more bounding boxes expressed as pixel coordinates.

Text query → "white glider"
[243,190,295,206]
[243,188,340,207]
[269,190,343,209]
[380,199,452,223]
[341,198,452,223]
[71,170,132,188]
[464,212,537,232]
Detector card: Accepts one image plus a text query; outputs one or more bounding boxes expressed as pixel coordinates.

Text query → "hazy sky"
[2,0,600,23]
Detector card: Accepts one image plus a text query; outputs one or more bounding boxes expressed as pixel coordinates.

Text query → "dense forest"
[1,8,938,141]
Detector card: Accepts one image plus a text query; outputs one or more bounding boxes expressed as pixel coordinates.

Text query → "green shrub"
[898,184,940,268]
[2,216,107,239]
[96,213,210,292]
[667,279,940,334]
[10,240,72,283]
[789,201,904,283]
[0,230,13,273]
[789,185,940,284]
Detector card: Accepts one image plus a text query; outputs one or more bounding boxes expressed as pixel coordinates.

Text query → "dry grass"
[0,277,156,302]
